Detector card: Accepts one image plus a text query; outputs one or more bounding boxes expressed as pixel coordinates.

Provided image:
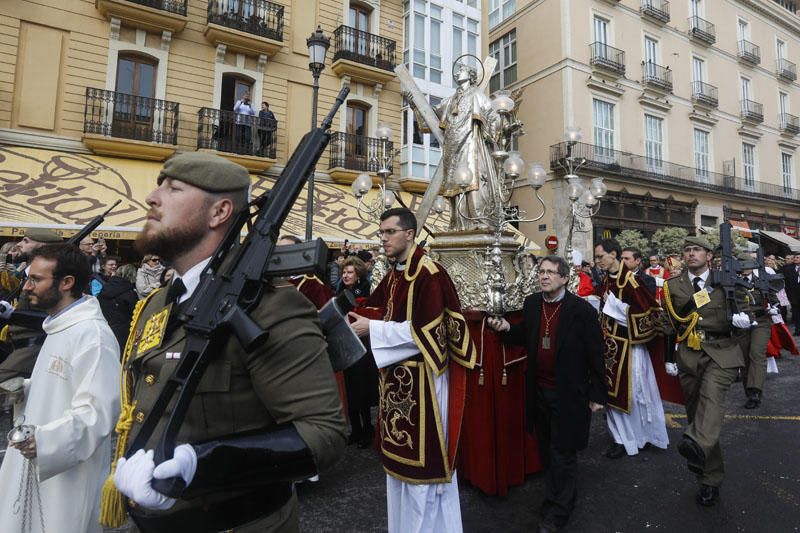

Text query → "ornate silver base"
[428,230,538,313]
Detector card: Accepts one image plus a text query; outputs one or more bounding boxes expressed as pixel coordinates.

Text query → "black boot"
[744,389,762,409]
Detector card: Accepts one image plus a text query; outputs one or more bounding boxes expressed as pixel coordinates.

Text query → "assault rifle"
[0,199,123,330]
[127,86,351,496]
[710,221,752,320]
[753,233,784,303]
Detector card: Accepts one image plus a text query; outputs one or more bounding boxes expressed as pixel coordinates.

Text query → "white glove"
[664,362,678,376]
[732,312,753,329]
[771,312,785,325]
[0,300,13,320]
[114,450,176,510]
[767,305,780,317]
[153,443,197,487]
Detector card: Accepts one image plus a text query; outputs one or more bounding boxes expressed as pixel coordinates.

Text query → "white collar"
[175,257,212,304]
[543,288,566,303]
[691,269,710,284]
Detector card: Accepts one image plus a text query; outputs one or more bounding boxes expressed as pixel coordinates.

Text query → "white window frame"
[690,0,704,17]
[782,152,794,192]
[593,98,616,162]
[737,18,750,42]
[777,38,787,62]
[694,128,710,180]
[742,142,756,188]
[489,29,517,92]
[644,114,664,172]
[489,0,515,29]
[740,76,752,102]
[692,56,705,83]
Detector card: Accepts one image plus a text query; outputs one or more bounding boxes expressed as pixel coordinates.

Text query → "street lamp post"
[305,25,331,240]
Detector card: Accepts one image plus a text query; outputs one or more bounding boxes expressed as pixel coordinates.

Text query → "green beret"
[158,152,250,192]
[24,228,63,243]
[683,235,713,251]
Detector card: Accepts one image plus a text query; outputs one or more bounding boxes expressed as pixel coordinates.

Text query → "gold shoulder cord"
[662,281,701,350]
[99,288,161,528]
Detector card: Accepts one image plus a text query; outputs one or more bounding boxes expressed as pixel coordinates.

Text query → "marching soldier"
[103,152,345,532]
[662,236,753,507]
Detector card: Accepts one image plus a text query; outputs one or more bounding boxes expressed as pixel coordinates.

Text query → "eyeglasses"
[149,258,160,263]
[24,275,58,287]
[538,269,562,278]
[376,228,410,237]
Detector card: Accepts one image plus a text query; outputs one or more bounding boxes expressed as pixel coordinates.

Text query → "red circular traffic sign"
[545,235,559,250]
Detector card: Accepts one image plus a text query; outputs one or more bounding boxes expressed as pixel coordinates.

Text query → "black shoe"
[744,390,762,409]
[538,520,559,533]
[696,484,719,507]
[347,433,359,446]
[678,436,706,468]
[604,442,626,459]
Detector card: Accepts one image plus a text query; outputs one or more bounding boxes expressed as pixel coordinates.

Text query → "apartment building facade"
[0,0,404,249]
[486,0,800,257]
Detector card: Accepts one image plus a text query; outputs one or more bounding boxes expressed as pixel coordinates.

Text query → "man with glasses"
[488,255,606,533]
[348,207,476,533]
[662,236,753,507]
[0,243,120,532]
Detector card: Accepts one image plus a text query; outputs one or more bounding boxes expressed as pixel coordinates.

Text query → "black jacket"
[97,277,138,352]
[782,263,800,306]
[502,291,607,451]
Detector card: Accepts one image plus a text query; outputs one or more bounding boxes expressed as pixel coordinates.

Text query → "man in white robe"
[0,243,120,533]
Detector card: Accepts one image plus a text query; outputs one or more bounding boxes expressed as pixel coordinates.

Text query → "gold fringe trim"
[99,289,161,528]
[663,281,701,351]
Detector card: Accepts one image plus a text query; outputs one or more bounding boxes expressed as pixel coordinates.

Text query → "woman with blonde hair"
[0,242,20,298]
[136,254,164,298]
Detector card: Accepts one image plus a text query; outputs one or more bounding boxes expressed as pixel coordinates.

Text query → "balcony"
[691,81,718,109]
[196,107,277,171]
[330,25,397,86]
[780,113,800,135]
[738,39,761,66]
[589,42,626,77]
[204,0,284,57]
[642,62,672,93]
[777,58,797,82]
[688,16,715,45]
[741,99,764,123]
[82,88,178,160]
[640,0,670,24]
[96,0,188,33]
[549,141,800,205]
[328,132,393,184]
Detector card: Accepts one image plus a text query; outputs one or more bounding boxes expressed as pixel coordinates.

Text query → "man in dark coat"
[488,254,607,533]
[782,254,800,334]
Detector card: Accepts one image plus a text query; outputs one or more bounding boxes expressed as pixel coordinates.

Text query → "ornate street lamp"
[305,25,331,240]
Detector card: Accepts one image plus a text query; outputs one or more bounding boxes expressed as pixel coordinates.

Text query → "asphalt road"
[298,351,800,533]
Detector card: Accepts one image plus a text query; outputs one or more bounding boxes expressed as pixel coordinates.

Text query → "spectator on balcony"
[258,101,276,156]
[233,91,256,154]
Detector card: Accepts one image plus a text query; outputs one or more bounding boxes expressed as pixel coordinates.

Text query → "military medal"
[136,304,173,357]
[693,288,711,309]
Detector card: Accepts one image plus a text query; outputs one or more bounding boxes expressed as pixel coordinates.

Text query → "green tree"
[704,227,749,251]
[615,229,649,252]
[651,227,689,257]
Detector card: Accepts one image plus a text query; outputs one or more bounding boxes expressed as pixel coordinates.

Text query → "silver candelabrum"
[553,126,608,290]
[451,91,546,316]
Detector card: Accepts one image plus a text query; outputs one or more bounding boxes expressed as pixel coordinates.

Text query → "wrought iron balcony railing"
[642,62,672,92]
[741,99,764,123]
[688,16,715,45]
[780,113,800,135]
[738,39,761,65]
[641,0,670,23]
[197,107,277,158]
[691,81,718,108]
[83,88,179,144]
[777,58,797,82]
[549,141,800,204]
[589,42,626,76]
[128,0,187,15]
[207,0,284,42]
[332,25,396,72]
[328,132,393,173]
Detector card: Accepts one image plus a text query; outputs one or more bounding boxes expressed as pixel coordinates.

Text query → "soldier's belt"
[695,329,729,342]
[128,483,293,533]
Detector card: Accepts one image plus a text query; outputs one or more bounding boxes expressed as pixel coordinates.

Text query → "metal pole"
[305,71,320,240]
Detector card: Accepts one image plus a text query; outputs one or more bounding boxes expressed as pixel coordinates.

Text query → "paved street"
[299,350,800,533]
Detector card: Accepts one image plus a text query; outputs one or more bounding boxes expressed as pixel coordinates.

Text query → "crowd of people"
[0,151,796,533]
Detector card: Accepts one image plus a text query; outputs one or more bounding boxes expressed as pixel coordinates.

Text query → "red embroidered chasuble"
[290,275,334,310]
[596,263,661,413]
[360,244,476,483]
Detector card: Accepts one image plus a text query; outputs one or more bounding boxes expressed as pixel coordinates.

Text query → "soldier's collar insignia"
[135,304,172,358]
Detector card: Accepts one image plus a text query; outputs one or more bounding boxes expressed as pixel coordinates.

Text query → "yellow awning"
[0,146,447,244]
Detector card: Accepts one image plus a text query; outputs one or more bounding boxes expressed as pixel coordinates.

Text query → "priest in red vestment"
[349,208,475,533]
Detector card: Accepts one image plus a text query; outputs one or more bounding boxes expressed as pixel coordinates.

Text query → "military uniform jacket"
[119,282,345,517]
[663,271,748,371]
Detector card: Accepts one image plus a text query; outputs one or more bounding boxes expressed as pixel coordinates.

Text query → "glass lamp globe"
[491,92,514,114]
[527,163,547,189]
[564,126,582,143]
[433,195,446,214]
[567,175,584,201]
[376,122,393,140]
[351,173,372,197]
[580,189,597,208]
[503,151,524,178]
[383,190,395,209]
[590,177,608,199]
[454,163,473,188]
